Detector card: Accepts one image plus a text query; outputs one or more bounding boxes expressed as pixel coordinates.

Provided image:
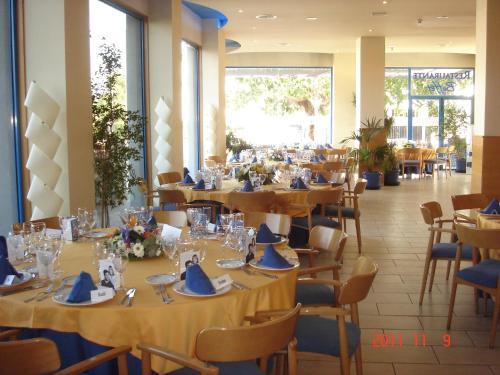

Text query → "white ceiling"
[195,0,476,54]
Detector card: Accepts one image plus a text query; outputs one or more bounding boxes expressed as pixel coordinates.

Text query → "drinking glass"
[6,233,25,265]
[78,208,88,234]
[31,222,46,248]
[43,235,64,279]
[20,223,34,262]
[259,174,267,187]
[232,213,245,229]
[161,238,179,277]
[87,209,97,231]
[219,213,233,246]
[249,171,258,187]
[112,250,129,291]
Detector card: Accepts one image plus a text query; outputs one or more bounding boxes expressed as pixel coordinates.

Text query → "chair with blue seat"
[418,201,474,305]
[447,223,500,348]
[138,304,301,375]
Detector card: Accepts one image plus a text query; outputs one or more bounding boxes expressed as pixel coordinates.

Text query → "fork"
[158,284,174,304]
[243,267,278,279]
[24,282,55,303]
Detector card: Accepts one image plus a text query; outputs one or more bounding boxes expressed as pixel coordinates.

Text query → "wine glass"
[87,210,97,231]
[20,223,34,262]
[78,208,89,235]
[161,238,179,277]
[219,214,233,246]
[112,249,129,291]
[6,232,25,265]
[43,235,64,279]
[31,222,46,248]
[259,174,267,187]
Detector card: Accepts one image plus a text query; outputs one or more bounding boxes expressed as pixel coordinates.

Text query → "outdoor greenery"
[92,42,145,227]
[226,130,252,156]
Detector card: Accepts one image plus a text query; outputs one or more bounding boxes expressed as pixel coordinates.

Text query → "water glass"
[78,208,88,234]
[161,238,179,277]
[87,209,97,230]
[112,250,129,291]
[232,213,245,229]
[6,233,25,265]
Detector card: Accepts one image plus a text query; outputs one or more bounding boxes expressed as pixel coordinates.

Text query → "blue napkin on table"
[257,244,292,269]
[316,173,329,183]
[480,198,500,215]
[241,180,254,192]
[318,145,324,149]
[0,257,21,284]
[183,167,190,177]
[256,224,281,244]
[0,235,8,259]
[325,144,332,149]
[230,153,240,162]
[286,156,293,165]
[293,177,308,190]
[185,264,215,295]
[214,215,222,233]
[319,154,326,161]
[66,271,97,303]
[311,155,320,163]
[192,179,206,190]
[251,156,258,163]
[182,174,194,184]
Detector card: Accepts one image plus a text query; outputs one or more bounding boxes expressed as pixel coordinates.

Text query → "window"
[226,67,332,146]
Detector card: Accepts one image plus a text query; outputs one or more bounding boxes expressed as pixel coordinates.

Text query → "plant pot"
[384,170,400,186]
[455,158,466,173]
[363,171,382,190]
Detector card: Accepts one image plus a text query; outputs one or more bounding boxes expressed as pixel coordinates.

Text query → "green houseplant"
[443,103,468,173]
[92,43,146,227]
[226,130,251,158]
[382,142,400,186]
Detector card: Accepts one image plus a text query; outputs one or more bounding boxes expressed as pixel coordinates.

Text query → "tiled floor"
[297,173,500,375]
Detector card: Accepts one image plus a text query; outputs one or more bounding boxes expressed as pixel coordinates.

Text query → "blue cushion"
[325,206,357,219]
[292,215,341,229]
[295,315,360,357]
[457,259,500,288]
[295,283,335,305]
[170,360,264,375]
[432,243,473,259]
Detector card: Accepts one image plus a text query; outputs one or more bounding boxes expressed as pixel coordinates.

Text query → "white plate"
[0,271,32,289]
[172,280,232,298]
[216,259,245,269]
[145,273,177,285]
[83,231,108,239]
[52,288,114,306]
[256,236,288,246]
[249,258,300,272]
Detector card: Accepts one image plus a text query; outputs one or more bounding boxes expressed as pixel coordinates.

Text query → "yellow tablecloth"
[0,238,297,374]
[477,214,500,259]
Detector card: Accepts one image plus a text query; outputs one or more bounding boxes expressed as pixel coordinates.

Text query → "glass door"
[442,99,472,146]
[411,99,440,147]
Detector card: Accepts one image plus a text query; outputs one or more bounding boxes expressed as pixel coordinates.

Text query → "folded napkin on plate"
[182,174,194,184]
[251,156,258,163]
[311,156,320,163]
[230,153,240,162]
[481,198,500,214]
[66,271,97,303]
[256,223,281,243]
[192,179,206,190]
[0,235,8,259]
[185,264,215,295]
[241,180,254,192]
[318,145,324,149]
[147,216,157,227]
[257,244,292,269]
[325,143,332,149]
[183,167,190,177]
[286,156,293,165]
[316,173,329,183]
[319,154,326,161]
[293,177,308,190]
[0,254,21,284]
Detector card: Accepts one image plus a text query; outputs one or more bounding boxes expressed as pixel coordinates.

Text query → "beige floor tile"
[359,315,422,329]
[298,361,395,375]
[433,346,500,365]
[383,329,473,347]
[377,303,450,317]
[373,283,441,293]
[394,364,494,375]
[491,366,500,375]
[362,344,437,363]
[364,292,412,303]
[466,331,500,348]
[409,293,474,305]
[358,302,380,315]
[420,316,493,331]
[372,275,404,283]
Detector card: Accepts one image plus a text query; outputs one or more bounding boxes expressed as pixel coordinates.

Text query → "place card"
[91,287,114,302]
[207,223,216,232]
[161,223,182,242]
[211,274,233,291]
[62,217,79,241]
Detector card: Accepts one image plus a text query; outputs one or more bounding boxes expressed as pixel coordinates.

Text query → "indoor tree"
[92,42,145,227]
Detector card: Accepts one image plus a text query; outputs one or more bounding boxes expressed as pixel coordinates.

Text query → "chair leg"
[428,259,437,292]
[474,289,479,314]
[446,280,458,330]
[419,257,432,305]
[489,301,500,348]
[355,217,362,254]
[484,293,489,317]
[354,345,363,375]
[446,260,452,281]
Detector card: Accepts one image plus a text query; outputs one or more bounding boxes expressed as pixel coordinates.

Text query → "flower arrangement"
[268,149,284,162]
[107,224,162,260]
[236,164,275,185]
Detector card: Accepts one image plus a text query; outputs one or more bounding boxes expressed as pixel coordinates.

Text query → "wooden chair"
[343,158,354,191]
[158,172,182,185]
[244,212,291,237]
[138,304,301,375]
[418,201,474,305]
[434,146,452,178]
[451,193,490,212]
[290,187,344,233]
[138,178,159,207]
[447,223,500,348]
[158,190,218,222]
[207,155,225,165]
[326,179,367,254]
[12,216,60,233]
[153,210,188,228]
[0,335,130,375]
[397,148,423,178]
[325,148,347,160]
[227,191,276,214]
[421,148,437,178]
[322,161,344,172]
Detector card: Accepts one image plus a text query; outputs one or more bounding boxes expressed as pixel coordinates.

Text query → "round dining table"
[0,235,298,374]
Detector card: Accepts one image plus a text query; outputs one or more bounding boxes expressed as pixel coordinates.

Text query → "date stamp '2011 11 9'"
[371,333,452,349]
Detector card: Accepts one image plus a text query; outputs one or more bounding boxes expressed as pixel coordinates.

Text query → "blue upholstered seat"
[432,243,473,259]
[295,315,360,357]
[295,283,335,305]
[170,360,264,375]
[292,215,341,229]
[325,206,357,219]
[457,259,500,288]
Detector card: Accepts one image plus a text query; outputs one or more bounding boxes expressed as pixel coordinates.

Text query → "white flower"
[133,226,145,235]
[117,240,125,250]
[132,243,145,258]
[156,250,161,257]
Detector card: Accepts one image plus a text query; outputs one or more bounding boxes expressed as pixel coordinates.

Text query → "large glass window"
[226,67,332,146]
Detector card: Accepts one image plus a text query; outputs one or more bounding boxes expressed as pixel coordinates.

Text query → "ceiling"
[194,0,476,54]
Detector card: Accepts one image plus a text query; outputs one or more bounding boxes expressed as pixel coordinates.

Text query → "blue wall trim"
[183,1,228,29]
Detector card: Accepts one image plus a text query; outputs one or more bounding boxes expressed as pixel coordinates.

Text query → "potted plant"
[226,131,251,158]
[451,136,467,173]
[382,143,400,186]
[443,103,469,173]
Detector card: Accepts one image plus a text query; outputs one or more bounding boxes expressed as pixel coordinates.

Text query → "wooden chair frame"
[227,191,276,214]
[12,216,60,233]
[158,172,182,185]
[158,190,218,222]
[153,210,188,228]
[244,211,291,237]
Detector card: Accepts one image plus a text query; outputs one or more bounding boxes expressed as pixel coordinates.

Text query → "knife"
[119,288,133,305]
[126,288,136,307]
[0,283,46,297]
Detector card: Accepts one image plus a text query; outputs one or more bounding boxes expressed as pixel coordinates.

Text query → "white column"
[333,53,356,144]
[355,36,385,128]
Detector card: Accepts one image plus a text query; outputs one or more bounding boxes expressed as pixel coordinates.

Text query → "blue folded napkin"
[214,215,221,233]
[293,177,308,190]
[251,156,258,163]
[193,179,206,190]
[319,154,326,161]
[257,244,292,269]
[66,271,97,303]
[318,145,324,149]
[241,180,254,192]
[256,224,281,243]
[182,174,194,184]
[147,216,157,227]
[316,173,329,183]
[311,156,320,163]
[183,167,190,177]
[0,256,21,284]
[481,198,500,214]
[0,235,8,259]
[304,146,310,150]
[230,153,240,162]
[325,143,332,149]
[286,156,293,165]
[185,264,215,295]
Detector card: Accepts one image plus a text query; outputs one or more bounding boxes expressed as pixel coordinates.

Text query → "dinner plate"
[172,280,232,298]
[83,231,109,239]
[216,259,245,269]
[145,273,177,285]
[248,258,300,272]
[52,288,114,306]
[0,271,32,290]
[256,236,288,246]
[178,182,195,186]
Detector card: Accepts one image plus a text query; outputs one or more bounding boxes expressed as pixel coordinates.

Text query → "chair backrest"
[451,193,489,211]
[0,337,61,375]
[309,226,348,262]
[435,146,449,155]
[158,190,187,206]
[158,172,182,185]
[207,155,225,164]
[337,256,378,305]
[322,161,344,172]
[204,159,217,168]
[154,210,188,228]
[397,148,422,161]
[228,191,276,213]
[195,304,301,362]
[300,163,314,170]
[12,216,60,233]
[419,201,443,225]
[244,212,291,236]
[421,148,436,160]
[455,223,500,249]
[353,179,367,195]
[306,187,343,206]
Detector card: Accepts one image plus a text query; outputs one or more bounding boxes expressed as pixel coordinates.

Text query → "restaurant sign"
[412,70,472,95]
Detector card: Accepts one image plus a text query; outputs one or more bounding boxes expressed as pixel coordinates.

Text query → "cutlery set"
[119,288,136,307]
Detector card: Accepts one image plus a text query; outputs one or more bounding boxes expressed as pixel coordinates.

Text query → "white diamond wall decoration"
[154,97,173,174]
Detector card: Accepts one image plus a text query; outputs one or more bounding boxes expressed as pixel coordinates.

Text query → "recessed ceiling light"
[305,17,319,21]
[251,26,256,30]
[279,42,291,46]
[237,9,244,13]
[382,0,388,4]
[368,28,374,32]
[436,15,449,19]
[256,14,277,20]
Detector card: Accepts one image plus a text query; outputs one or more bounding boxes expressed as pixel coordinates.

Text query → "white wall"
[182,5,202,46]
[386,53,475,68]
[333,53,356,144]
[226,52,334,67]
